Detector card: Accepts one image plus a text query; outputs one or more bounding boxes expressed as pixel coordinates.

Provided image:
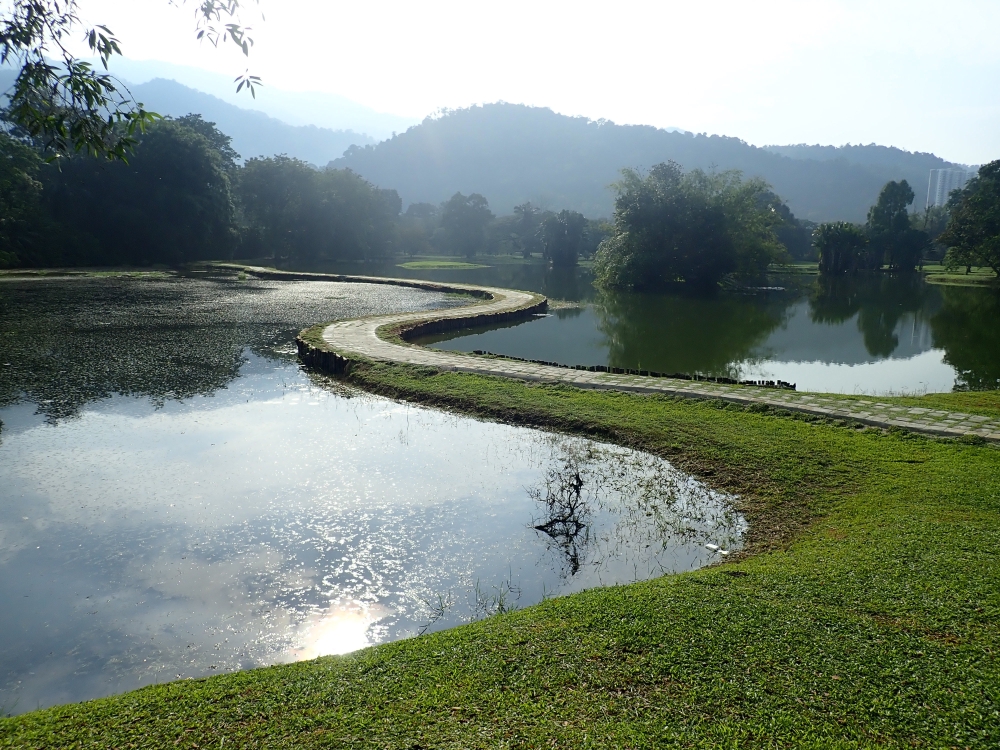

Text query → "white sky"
[72,0,1000,164]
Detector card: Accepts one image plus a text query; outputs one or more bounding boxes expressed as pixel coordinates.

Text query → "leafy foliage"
[814,180,931,275]
[0,131,45,266]
[865,180,928,271]
[939,160,1000,276]
[236,157,402,263]
[540,210,587,267]
[593,162,785,290]
[440,192,494,258]
[814,221,870,275]
[40,117,238,265]
[0,1,258,160]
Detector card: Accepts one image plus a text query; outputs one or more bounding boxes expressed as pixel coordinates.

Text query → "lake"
[311,259,998,395]
[0,274,743,715]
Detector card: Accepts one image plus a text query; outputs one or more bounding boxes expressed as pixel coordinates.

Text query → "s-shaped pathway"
[251,267,1000,444]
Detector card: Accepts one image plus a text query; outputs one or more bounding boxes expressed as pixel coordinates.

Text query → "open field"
[4,358,999,748]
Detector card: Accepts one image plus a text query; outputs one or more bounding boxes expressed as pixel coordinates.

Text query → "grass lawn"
[398,260,491,270]
[921,264,998,288]
[3,359,999,748]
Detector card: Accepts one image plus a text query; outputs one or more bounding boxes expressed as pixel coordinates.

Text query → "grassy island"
[3,357,999,748]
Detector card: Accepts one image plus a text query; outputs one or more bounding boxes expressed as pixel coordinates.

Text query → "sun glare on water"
[292,602,390,660]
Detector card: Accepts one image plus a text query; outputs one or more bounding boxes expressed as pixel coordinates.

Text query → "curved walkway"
[253,267,1000,444]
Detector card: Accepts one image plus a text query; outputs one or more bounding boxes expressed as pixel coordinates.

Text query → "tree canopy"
[0,116,406,269]
[440,192,494,258]
[939,160,1000,276]
[237,157,402,263]
[814,222,871,275]
[814,179,931,276]
[593,162,785,290]
[541,210,587,267]
[865,180,928,271]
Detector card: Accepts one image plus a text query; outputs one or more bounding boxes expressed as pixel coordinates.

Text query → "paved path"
[297,274,1000,443]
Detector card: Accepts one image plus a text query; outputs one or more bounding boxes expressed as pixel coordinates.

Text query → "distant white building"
[926,169,976,208]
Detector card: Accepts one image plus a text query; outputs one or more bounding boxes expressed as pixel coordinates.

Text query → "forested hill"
[0,70,374,166]
[129,79,373,165]
[333,103,966,222]
[765,143,970,172]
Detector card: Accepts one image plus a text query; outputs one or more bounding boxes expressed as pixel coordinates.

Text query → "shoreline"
[4,268,1000,747]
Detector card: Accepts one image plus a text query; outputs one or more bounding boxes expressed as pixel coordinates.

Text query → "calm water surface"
[347,262,999,395]
[0,275,742,714]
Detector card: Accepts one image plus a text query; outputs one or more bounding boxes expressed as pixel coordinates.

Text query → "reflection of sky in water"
[429,296,959,394]
[0,354,741,715]
[740,301,955,394]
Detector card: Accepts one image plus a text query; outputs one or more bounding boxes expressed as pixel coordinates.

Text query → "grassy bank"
[3,360,1000,748]
[922,264,998,288]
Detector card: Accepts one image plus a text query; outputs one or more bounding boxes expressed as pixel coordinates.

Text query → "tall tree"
[939,160,1000,276]
[540,210,587,267]
[440,192,493,258]
[0,132,45,267]
[865,180,927,271]
[43,117,238,265]
[594,162,784,290]
[513,202,543,258]
[814,222,869,275]
[236,157,401,263]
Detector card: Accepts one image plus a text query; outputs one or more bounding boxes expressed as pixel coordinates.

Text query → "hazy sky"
[73,0,999,164]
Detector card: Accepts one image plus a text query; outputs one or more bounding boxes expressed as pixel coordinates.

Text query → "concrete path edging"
[260,267,1000,444]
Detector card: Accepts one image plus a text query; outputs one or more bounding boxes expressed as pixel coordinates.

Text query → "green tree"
[865,180,928,271]
[540,210,587,267]
[0,131,46,267]
[43,117,238,265]
[764,192,816,261]
[236,157,401,263]
[440,192,493,258]
[1,1,259,159]
[594,162,784,290]
[397,203,439,257]
[939,160,1000,276]
[513,202,544,258]
[814,222,869,275]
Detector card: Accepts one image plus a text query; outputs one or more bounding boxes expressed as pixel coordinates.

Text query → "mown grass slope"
[3,364,998,749]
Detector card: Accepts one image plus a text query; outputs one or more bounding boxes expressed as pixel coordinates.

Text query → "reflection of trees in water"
[529,464,590,576]
[528,439,744,580]
[930,286,1000,391]
[593,288,788,377]
[809,275,936,358]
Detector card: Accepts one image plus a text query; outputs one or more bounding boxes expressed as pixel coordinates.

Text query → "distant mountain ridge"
[766,143,974,170]
[0,69,375,165]
[333,104,968,222]
[129,78,374,165]
[91,58,419,140]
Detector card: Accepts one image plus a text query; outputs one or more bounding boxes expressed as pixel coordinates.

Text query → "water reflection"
[528,441,743,581]
[0,277,743,715]
[424,273,1000,394]
[809,275,935,358]
[932,286,1000,391]
[596,289,788,378]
